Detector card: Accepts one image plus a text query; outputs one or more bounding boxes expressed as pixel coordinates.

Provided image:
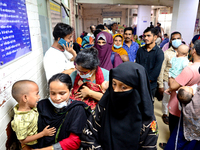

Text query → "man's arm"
[168,78,181,91]
[169,66,194,91]
[149,50,164,82]
[157,52,167,88]
[135,48,141,63]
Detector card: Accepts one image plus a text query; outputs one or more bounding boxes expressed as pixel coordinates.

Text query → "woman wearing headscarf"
[70,48,109,110]
[81,62,158,150]
[112,34,129,62]
[94,31,123,71]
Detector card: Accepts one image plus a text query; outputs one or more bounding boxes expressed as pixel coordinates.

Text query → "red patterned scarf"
[70,66,104,109]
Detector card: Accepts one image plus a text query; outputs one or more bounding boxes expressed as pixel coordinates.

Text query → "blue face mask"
[114,44,122,49]
[172,39,182,48]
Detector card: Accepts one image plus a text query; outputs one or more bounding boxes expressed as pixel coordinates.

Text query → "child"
[11,80,56,149]
[165,44,191,94]
[177,86,194,105]
[169,44,190,78]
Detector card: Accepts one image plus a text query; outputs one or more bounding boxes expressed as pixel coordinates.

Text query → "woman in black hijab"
[81,61,158,150]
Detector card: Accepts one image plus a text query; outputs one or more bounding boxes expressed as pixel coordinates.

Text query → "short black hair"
[111,22,117,27]
[53,23,74,40]
[94,29,102,38]
[164,33,168,37]
[48,73,72,91]
[75,47,100,70]
[12,80,36,102]
[124,27,133,34]
[193,39,200,56]
[170,31,182,40]
[143,27,159,36]
[139,35,143,39]
[177,88,192,104]
[96,24,105,30]
[157,22,161,26]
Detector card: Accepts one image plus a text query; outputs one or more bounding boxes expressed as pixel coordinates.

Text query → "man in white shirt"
[43,23,77,81]
[87,25,95,39]
[109,22,118,36]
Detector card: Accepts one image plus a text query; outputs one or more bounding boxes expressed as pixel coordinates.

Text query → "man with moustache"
[157,31,182,125]
[136,27,164,97]
[122,27,139,62]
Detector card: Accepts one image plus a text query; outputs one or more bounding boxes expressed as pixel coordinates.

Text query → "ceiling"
[76,0,174,7]
[80,3,168,10]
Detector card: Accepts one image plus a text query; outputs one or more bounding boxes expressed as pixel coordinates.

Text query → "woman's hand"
[42,125,56,136]
[78,86,91,99]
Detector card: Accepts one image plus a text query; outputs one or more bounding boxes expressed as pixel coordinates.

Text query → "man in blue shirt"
[160,33,169,48]
[123,27,139,62]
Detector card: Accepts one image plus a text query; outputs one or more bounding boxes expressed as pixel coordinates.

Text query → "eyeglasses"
[75,67,91,74]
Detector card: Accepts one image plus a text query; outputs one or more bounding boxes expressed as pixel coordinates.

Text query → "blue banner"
[0,0,32,66]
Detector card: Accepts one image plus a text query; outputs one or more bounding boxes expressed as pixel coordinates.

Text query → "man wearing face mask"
[159,39,200,149]
[157,31,182,126]
[43,23,78,81]
[162,40,200,146]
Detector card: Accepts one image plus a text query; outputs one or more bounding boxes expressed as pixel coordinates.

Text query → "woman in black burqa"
[81,61,158,150]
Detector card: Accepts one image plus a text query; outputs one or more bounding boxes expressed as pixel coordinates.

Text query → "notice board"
[0,0,32,67]
[50,1,61,29]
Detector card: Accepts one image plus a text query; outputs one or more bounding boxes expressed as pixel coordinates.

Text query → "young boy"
[11,80,56,149]
[165,44,191,94]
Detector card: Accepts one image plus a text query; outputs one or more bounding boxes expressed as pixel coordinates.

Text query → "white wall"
[136,6,151,36]
[171,0,199,44]
[78,7,127,35]
[0,0,47,149]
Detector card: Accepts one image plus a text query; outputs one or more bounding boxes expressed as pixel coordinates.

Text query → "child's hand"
[164,88,171,95]
[42,125,56,136]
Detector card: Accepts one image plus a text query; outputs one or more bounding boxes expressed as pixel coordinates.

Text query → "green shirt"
[11,104,38,145]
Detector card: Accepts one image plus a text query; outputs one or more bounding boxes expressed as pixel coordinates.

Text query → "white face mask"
[49,97,68,108]
[77,70,93,79]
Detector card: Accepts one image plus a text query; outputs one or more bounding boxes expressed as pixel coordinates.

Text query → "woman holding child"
[70,47,109,110]
[36,73,90,150]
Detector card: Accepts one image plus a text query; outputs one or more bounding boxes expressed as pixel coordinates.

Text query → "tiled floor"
[154,99,170,150]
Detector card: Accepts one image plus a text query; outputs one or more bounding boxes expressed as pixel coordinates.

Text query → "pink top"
[162,42,169,52]
[168,62,200,117]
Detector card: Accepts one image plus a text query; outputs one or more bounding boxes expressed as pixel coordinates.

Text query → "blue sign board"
[0,0,32,66]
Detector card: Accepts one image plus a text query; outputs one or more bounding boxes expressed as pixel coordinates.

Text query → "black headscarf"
[98,62,154,150]
[37,99,88,148]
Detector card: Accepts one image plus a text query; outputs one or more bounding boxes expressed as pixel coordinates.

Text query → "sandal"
[159,143,167,149]
[162,114,169,125]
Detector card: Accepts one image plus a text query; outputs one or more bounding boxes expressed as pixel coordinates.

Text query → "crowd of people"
[10,21,200,150]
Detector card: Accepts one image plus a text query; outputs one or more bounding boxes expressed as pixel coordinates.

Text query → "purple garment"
[94,31,122,70]
[162,42,169,52]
